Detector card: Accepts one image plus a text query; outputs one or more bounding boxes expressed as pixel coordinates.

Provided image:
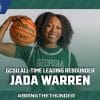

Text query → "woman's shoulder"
[62,47,70,54]
[16,45,33,51]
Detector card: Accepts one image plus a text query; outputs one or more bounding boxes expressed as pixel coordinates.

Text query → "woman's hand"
[0,15,32,57]
[2,15,30,28]
[12,15,32,22]
[1,16,13,28]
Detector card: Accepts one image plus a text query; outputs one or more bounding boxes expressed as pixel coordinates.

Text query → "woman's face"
[44,16,62,45]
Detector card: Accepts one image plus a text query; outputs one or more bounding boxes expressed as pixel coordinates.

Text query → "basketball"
[10,17,37,46]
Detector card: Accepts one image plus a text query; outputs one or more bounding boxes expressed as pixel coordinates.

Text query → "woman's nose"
[51,26,57,33]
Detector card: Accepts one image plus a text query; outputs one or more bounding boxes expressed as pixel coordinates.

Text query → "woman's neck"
[44,43,57,48]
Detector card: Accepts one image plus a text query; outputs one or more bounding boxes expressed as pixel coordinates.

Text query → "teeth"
[49,35,56,38]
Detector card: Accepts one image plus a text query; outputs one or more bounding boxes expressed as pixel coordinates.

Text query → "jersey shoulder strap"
[27,43,37,66]
[68,50,71,68]
[65,48,71,68]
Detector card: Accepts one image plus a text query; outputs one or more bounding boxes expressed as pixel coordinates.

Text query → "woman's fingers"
[12,16,22,22]
[12,15,31,23]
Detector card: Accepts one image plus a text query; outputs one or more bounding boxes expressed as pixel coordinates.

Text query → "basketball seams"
[21,19,36,29]
[11,26,36,37]
[10,27,35,42]
[10,17,36,46]
[11,21,36,37]
[10,31,35,44]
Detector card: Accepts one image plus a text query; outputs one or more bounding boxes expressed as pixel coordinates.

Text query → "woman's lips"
[48,35,56,38]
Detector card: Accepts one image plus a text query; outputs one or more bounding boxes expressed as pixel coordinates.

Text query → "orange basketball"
[10,17,37,46]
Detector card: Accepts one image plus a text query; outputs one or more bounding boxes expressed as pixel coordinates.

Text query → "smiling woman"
[43,16,62,48]
[36,12,73,49]
[0,12,78,92]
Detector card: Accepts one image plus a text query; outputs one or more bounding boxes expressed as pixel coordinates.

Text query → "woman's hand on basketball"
[1,16,14,28]
[1,16,19,28]
[3,15,28,23]
[12,15,32,22]
[2,15,31,28]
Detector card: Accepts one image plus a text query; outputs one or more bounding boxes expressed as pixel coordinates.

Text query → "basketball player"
[0,12,78,93]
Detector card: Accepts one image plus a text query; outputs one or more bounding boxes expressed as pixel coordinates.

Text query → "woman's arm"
[0,16,16,57]
[0,15,27,57]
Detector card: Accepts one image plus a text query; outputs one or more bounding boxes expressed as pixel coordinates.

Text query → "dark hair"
[35,12,74,48]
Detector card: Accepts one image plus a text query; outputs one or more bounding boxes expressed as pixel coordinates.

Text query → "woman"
[0,12,78,93]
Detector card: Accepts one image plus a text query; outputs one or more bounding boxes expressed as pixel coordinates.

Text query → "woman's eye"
[57,26,62,30]
[47,24,52,28]
[47,25,51,27]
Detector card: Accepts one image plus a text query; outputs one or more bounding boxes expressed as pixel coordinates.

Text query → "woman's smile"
[44,16,62,45]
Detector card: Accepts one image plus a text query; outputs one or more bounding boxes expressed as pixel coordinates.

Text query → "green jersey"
[15,45,77,68]
[15,45,78,93]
